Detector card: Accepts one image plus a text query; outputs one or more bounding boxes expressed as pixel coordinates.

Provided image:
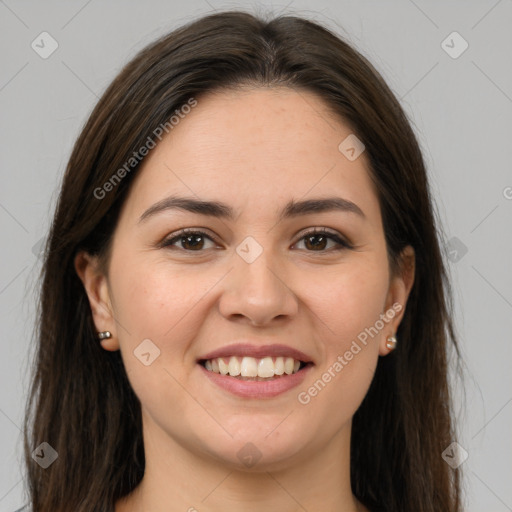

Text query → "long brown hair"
[21,10,466,511]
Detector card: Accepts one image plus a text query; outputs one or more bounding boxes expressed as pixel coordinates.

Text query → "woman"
[19,9,465,512]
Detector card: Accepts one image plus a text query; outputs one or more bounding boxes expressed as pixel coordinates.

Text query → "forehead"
[118,87,380,226]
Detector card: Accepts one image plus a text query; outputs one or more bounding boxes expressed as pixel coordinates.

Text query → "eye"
[161,229,218,251]
[293,227,352,252]
[160,227,352,253]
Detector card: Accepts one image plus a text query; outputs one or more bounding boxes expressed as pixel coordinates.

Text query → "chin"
[198,426,311,472]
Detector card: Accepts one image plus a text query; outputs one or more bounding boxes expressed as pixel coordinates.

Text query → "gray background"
[1,0,511,510]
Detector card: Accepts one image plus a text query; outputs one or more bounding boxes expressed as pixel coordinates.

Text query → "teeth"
[203,356,304,378]
[228,356,241,376]
[218,358,229,375]
[274,357,284,375]
[240,356,258,377]
[258,357,274,378]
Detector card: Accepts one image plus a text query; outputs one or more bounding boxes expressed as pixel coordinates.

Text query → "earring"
[386,335,397,351]
[97,331,112,340]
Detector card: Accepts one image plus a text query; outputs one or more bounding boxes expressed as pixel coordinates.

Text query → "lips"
[198,343,314,363]
[197,342,314,398]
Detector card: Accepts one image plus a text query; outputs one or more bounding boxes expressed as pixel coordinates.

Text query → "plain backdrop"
[1,1,511,510]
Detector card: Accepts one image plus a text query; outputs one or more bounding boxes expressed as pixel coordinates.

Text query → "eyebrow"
[138,195,365,224]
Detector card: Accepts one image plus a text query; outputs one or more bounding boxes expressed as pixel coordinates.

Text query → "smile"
[201,356,307,379]
[198,359,313,398]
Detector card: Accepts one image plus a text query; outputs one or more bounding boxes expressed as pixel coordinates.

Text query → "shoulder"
[14,506,30,512]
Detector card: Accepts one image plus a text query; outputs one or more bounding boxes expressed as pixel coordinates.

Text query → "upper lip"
[198,343,314,363]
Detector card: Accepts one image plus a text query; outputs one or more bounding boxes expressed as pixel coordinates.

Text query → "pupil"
[184,234,203,249]
[306,234,326,250]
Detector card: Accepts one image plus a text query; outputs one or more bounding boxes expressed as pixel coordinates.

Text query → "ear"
[74,251,120,351]
[379,245,415,356]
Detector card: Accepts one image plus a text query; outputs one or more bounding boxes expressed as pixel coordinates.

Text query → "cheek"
[296,258,388,415]
[110,253,208,339]
[108,255,208,406]
[306,257,390,347]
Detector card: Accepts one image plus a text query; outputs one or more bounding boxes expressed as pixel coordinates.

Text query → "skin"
[75,86,415,512]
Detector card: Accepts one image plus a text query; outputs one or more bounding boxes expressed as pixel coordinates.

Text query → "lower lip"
[198,363,313,398]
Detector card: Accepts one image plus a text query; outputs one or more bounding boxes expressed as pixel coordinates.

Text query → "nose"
[218,245,299,327]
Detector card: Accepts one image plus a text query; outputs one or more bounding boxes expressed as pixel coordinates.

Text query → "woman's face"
[78,87,414,471]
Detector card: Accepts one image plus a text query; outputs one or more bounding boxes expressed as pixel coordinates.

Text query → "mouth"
[196,343,314,398]
[199,356,312,380]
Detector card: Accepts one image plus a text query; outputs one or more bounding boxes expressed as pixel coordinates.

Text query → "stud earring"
[386,335,397,351]
[97,331,112,340]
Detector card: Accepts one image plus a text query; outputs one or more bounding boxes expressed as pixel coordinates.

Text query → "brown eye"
[294,228,352,252]
[161,227,352,253]
[162,230,217,251]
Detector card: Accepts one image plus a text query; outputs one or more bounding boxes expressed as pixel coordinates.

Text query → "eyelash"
[160,227,353,253]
